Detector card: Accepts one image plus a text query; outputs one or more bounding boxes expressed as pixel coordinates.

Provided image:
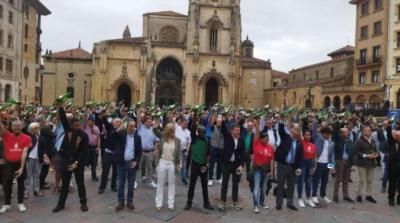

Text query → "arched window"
[4,84,11,101]
[160,26,178,43]
[67,87,74,98]
[209,23,219,52]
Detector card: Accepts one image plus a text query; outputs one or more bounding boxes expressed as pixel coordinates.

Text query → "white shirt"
[230,138,238,162]
[266,128,281,151]
[175,125,191,152]
[318,140,329,164]
[29,136,39,159]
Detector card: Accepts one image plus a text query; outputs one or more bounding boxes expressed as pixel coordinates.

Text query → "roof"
[242,36,254,47]
[46,48,91,60]
[241,56,271,69]
[327,45,354,57]
[107,37,146,45]
[272,70,288,78]
[143,10,187,17]
[290,55,353,73]
[349,0,367,4]
[25,0,51,15]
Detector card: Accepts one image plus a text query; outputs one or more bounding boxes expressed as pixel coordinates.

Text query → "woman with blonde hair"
[155,123,182,211]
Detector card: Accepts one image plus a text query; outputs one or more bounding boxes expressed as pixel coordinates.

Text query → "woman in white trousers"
[155,123,182,211]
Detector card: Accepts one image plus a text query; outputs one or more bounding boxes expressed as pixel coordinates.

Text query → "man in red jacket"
[0,119,31,214]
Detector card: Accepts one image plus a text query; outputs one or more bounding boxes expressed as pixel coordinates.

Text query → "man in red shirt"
[0,119,31,214]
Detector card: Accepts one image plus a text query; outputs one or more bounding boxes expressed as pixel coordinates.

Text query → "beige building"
[91,0,272,108]
[0,0,23,102]
[386,0,400,108]
[20,0,50,104]
[350,0,387,108]
[42,46,92,107]
[265,46,355,110]
[0,0,49,104]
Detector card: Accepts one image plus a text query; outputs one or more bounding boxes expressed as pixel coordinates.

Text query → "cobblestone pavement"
[1,166,399,223]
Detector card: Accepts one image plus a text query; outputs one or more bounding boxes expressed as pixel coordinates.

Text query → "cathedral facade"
[91,0,272,107]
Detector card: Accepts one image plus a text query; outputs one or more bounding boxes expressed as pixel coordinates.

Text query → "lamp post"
[283,83,288,108]
[83,80,87,106]
[39,64,44,104]
[307,79,312,109]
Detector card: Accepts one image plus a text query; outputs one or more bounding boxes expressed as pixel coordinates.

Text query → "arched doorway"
[4,84,11,101]
[333,96,341,110]
[117,83,132,107]
[369,95,380,109]
[156,58,182,106]
[324,96,331,108]
[305,98,312,109]
[343,95,351,109]
[205,77,219,107]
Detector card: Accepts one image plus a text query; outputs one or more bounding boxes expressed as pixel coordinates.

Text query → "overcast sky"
[40,0,355,72]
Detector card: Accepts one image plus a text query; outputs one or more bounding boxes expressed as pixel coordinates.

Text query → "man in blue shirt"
[138,116,159,188]
[115,121,142,211]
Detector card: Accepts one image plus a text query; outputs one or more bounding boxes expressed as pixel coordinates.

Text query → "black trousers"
[40,163,50,188]
[99,152,117,190]
[276,163,296,206]
[220,162,241,203]
[57,166,87,207]
[2,162,26,205]
[244,152,254,193]
[187,161,210,205]
[388,164,400,202]
[88,146,98,178]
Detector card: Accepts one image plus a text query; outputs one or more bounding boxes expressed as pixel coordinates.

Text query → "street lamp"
[283,83,288,108]
[83,80,87,106]
[307,79,312,109]
[39,64,44,104]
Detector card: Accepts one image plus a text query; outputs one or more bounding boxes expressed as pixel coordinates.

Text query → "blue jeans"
[297,159,313,199]
[312,162,329,197]
[181,151,188,183]
[117,162,137,204]
[253,168,268,207]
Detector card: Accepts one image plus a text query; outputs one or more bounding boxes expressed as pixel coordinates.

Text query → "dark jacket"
[39,126,55,159]
[220,121,245,167]
[113,129,142,168]
[354,136,377,168]
[27,134,48,163]
[385,127,400,170]
[333,136,355,165]
[58,107,89,167]
[274,122,303,170]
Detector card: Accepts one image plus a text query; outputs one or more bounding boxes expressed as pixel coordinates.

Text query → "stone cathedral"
[91,0,272,108]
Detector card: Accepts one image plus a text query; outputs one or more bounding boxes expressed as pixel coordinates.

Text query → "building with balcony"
[386,0,400,108]
[350,0,387,107]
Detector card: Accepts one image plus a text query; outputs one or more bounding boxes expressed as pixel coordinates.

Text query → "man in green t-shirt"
[184,113,214,211]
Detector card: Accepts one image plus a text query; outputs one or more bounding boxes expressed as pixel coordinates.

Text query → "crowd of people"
[0,98,399,215]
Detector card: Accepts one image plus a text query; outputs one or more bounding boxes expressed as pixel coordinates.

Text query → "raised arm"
[58,106,70,132]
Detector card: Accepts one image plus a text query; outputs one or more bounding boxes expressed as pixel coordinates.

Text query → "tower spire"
[123,25,131,39]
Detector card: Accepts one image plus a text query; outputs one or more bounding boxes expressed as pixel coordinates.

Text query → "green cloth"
[190,139,208,165]
[245,133,252,153]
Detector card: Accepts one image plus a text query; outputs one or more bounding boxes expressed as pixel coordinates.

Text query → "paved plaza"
[1,166,400,223]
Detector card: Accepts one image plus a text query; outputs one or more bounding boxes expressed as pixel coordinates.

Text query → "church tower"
[187,0,241,63]
[186,0,242,105]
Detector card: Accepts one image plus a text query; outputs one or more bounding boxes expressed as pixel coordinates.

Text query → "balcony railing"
[356,56,382,67]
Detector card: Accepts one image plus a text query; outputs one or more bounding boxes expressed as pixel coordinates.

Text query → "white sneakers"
[298,199,306,208]
[0,204,26,214]
[134,181,138,189]
[322,197,332,204]
[150,181,157,188]
[312,196,319,204]
[253,206,260,213]
[0,205,11,214]
[17,204,27,212]
[208,180,213,186]
[306,199,316,208]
